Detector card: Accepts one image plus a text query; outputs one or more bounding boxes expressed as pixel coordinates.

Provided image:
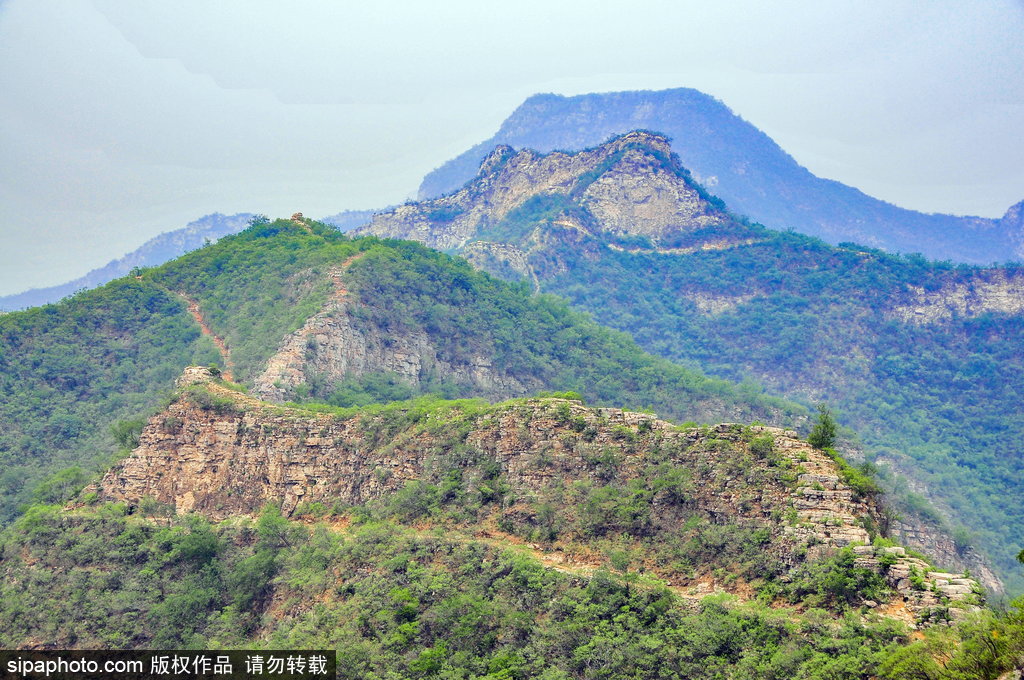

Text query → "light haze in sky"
[1,0,1023,296]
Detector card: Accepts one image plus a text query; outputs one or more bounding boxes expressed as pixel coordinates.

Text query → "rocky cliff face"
[93,368,984,625]
[889,269,1024,323]
[251,259,540,403]
[891,517,1002,595]
[360,131,745,252]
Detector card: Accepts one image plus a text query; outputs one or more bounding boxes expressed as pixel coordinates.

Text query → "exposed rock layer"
[889,270,1024,323]
[252,259,542,403]
[360,131,739,252]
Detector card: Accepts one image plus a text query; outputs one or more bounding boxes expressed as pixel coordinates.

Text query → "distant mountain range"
[0,213,254,312]
[419,88,1024,265]
[0,210,382,312]
[320,207,388,231]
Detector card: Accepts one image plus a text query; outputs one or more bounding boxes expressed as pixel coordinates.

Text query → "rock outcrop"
[888,269,1024,323]
[252,260,543,403]
[416,88,1022,265]
[359,131,748,253]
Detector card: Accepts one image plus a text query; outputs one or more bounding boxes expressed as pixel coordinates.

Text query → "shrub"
[807,404,836,449]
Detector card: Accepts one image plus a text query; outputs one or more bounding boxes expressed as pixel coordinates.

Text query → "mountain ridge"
[91,365,984,624]
[0,217,804,526]
[0,213,254,312]
[0,209,384,313]
[418,88,1023,264]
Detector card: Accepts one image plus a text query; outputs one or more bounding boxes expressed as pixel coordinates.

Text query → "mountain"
[418,89,1024,265]
[0,215,805,530]
[0,367,995,671]
[0,212,254,312]
[0,209,391,313]
[1,224,1021,675]
[360,131,1024,593]
[320,207,388,231]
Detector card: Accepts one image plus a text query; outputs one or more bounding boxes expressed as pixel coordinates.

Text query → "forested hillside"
[0,378,1018,678]
[363,132,1024,592]
[0,217,802,526]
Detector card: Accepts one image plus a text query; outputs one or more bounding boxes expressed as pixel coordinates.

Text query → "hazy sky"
[2,1,1023,296]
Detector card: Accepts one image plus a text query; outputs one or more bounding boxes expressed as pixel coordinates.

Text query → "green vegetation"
[324,401,799,584]
[876,601,1024,680]
[147,218,362,381]
[341,237,803,427]
[808,404,837,450]
[0,279,217,524]
[1,501,1019,678]
[0,217,806,532]
[0,217,361,523]
[784,548,890,608]
[486,218,1024,592]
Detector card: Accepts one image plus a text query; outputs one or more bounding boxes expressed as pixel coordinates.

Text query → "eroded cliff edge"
[90,368,986,625]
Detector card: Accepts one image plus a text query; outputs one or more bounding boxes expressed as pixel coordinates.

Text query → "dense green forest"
[336,238,800,424]
[461,209,1024,593]
[0,218,804,527]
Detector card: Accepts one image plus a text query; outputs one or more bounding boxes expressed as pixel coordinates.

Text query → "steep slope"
[0,212,253,311]
[372,130,749,254]
[418,89,1022,264]
[361,133,1024,593]
[0,216,803,528]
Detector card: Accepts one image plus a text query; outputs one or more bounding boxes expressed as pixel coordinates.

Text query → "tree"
[1018,548,1024,565]
[808,404,837,450]
[111,418,146,449]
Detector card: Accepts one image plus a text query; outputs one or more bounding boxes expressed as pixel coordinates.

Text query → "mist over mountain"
[320,208,385,232]
[419,89,1024,265]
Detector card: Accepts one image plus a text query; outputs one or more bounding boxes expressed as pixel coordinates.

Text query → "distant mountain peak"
[1000,199,1024,252]
[419,87,1021,264]
[0,212,254,311]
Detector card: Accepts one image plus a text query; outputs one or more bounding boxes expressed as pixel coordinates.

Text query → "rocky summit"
[361,130,751,254]
[418,88,1024,264]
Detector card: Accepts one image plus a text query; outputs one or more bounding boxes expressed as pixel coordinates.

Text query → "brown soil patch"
[179,294,234,380]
